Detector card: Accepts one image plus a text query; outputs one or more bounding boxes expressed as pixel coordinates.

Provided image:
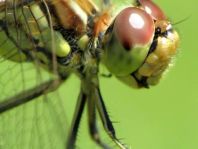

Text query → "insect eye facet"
[138,0,166,20]
[103,7,155,76]
[114,7,154,50]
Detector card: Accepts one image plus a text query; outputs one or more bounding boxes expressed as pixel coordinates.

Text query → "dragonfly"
[0,0,179,148]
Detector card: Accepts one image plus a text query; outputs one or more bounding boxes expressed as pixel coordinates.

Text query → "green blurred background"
[0,0,198,149]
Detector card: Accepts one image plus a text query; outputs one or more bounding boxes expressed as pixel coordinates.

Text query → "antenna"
[172,15,191,26]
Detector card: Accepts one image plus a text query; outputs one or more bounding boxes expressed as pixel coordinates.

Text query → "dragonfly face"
[0,0,179,149]
[103,0,179,88]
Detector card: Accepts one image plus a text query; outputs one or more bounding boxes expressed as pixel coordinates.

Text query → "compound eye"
[138,0,166,20]
[114,7,154,49]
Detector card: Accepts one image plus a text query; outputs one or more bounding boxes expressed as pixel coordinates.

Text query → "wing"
[0,0,71,149]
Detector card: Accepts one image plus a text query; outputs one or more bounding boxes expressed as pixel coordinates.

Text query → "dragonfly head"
[102,0,179,88]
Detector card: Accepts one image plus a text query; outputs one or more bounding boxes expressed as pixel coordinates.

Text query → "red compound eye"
[138,0,166,20]
[114,7,154,49]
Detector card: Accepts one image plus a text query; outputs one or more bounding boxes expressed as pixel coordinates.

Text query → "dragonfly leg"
[66,89,87,149]
[87,88,111,149]
[95,88,128,149]
[0,78,64,114]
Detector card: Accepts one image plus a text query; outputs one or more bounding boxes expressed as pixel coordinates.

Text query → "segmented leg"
[96,88,128,149]
[66,89,87,149]
[87,87,111,149]
[0,78,64,113]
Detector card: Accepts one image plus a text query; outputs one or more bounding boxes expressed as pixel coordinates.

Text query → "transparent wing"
[0,0,56,99]
[0,0,70,149]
